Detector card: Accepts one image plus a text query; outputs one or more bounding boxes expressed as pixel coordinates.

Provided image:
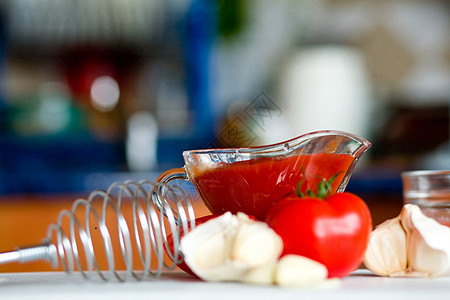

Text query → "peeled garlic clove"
[241,262,276,285]
[363,217,407,276]
[275,255,328,287]
[180,212,283,282]
[400,204,450,277]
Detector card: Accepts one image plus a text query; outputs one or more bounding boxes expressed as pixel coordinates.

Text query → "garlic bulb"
[180,212,283,282]
[402,204,450,277]
[364,204,450,277]
[363,218,407,276]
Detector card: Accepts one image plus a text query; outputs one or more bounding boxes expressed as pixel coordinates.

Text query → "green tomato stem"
[295,171,344,199]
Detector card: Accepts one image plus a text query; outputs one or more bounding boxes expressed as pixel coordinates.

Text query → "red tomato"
[166,214,218,276]
[264,192,372,278]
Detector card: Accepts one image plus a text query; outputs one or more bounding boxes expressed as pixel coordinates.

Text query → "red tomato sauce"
[191,153,355,220]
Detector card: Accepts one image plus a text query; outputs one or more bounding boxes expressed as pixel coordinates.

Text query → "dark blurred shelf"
[346,169,403,196]
[0,132,215,194]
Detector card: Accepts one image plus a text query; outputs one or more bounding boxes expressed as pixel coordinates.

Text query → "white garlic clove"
[194,231,227,269]
[363,217,407,276]
[232,219,283,267]
[241,262,277,285]
[275,255,328,287]
[180,212,283,282]
[180,212,241,281]
[400,204,450,277]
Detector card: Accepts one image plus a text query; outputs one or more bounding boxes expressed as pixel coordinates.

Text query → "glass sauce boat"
[157,130,371,220]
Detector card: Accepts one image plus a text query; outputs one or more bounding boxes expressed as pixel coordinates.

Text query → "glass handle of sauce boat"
[157,167,189,183]
[153,167,189,213]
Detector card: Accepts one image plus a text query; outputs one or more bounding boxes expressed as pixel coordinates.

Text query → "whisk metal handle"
[0,243,58,267]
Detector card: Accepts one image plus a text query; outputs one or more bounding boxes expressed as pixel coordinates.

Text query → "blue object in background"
[183,0,217,140]
[0,13,6,194]
[0,134,125,193]
[155,0,219,170]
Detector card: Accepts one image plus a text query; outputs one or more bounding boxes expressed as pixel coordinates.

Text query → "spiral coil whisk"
[0,180,196,281]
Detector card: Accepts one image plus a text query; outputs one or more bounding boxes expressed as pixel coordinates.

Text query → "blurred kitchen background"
[0,0,449,198]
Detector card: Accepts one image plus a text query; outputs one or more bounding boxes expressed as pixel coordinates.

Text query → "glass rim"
[183,130,371,155]
[401,170,450,178]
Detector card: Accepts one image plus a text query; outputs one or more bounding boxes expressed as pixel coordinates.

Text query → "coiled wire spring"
[0,179,196,281]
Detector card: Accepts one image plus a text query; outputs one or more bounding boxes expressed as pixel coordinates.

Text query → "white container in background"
[277,46,373,139]
[126,111,158,172]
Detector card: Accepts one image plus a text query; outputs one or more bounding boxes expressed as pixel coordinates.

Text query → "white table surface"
[0,269,449,300]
